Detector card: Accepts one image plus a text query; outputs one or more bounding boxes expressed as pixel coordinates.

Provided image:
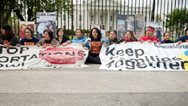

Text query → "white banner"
[99,42,188,71]
[0,44,89,70]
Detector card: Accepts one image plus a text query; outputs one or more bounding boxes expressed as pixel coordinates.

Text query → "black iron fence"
[1,0,188,39]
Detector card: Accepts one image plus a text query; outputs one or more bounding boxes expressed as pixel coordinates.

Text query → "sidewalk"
[0,64,188,106]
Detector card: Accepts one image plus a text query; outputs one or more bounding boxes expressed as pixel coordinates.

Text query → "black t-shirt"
[44,40,52,46]
[55,35,70,44]
[20,37,39,45]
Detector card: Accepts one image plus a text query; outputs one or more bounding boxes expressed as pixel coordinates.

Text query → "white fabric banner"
[0,44,89,70]
[99,42,188,71]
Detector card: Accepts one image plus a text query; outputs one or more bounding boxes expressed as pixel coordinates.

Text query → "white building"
[58,0,151,31]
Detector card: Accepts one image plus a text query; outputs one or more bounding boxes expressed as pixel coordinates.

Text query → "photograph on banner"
[36,12,56,40]
[91,24,105,39]
[19,21,35,39]
[117,14,135,39]
[147,21,163,42]
[135,14,145,40]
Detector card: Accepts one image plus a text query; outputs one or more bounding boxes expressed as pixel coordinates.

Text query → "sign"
[0,44,89,70]
[99,42,188,71]
[36,12,56,40]
[117,14,144,40]
[19,21,35,39]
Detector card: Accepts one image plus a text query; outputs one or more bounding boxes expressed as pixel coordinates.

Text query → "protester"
[102,30,118,47]
[161,32,174,44]
[118,30,137,44]
[175,28,188,45]
[55,28,70,46]
[36,29,59,48]
[63,29,86,46]
[0,24,20,48]
[83,28,102,64]
[20,28,39,45]
[138,26,160,44]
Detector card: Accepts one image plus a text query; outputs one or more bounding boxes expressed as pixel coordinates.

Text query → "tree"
[0,0,73,26]
[165,8,188,35]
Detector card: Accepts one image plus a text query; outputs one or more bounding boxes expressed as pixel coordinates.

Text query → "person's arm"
[36,39,44,47]
[0,38,3,45]
[10,36,21,47]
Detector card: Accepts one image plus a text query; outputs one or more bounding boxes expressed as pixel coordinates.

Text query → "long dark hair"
[0,24,14,41]
[24,28,34,37]
[124,30,137,41]
[110,30,118,41]
[57,28,66,37]
[89,28,102,40]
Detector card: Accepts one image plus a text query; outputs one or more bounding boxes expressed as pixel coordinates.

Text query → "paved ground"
[0,64,188,106]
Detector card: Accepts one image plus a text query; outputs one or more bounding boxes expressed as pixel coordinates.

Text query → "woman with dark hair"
[83,28,102,64]
[0,24,20,48]
[36,29,59,48]
[118,30,137,43]
[20,28,39,45]
[102,30,118,47]
[64,29,86,46]
[161,32,174,44]
[55,28,70,46]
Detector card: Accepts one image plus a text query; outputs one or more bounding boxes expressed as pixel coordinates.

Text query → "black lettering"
[10,56,20,63]
[181,61,188,70]
[169,62,179,70]
[0,56,9,63]
[106,47,115,56]
[6,63,20,67]
[125,60,135,69]
[115,60,123,68]
[78,51,86,56]
[0,46,6,54]
[135,49,144,58]
[20,47,29,54]
[7,47,18,54]
[116,50,124,56]
[29,54,38,60]
[54,52,63,55]
[0,64,3,67]
[21,55,30,61]
[125,48,133,56]
[161,57,172,63]
[39,53,47,56]
[105,60,115,68]
[66,51,75,56]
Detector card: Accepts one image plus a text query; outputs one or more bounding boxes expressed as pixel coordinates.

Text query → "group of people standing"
[0,24,188,64]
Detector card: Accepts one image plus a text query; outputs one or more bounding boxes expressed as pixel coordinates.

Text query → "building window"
[91,16,94,21]
[100,16,103,21]
[110,16,112,21]
[63,15,66,20]
[79,15,82,21]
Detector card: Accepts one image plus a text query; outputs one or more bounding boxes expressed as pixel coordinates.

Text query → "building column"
[98,10,100,24]
[107,10,110,31]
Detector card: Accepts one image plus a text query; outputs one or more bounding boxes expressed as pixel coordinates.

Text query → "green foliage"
[165,8,188,35]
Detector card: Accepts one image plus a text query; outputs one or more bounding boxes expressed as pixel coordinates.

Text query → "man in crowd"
[175,28,188,45]
[138,26,160,44]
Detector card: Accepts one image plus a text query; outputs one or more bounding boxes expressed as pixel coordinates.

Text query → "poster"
[0,43,89,70]
[135,14,145,39]
[91,24,105,39]
[147,21,163,42]
[117,14,135,39]
[99,42,188,71]
[36,12,56,40]
[19,21,35,39]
